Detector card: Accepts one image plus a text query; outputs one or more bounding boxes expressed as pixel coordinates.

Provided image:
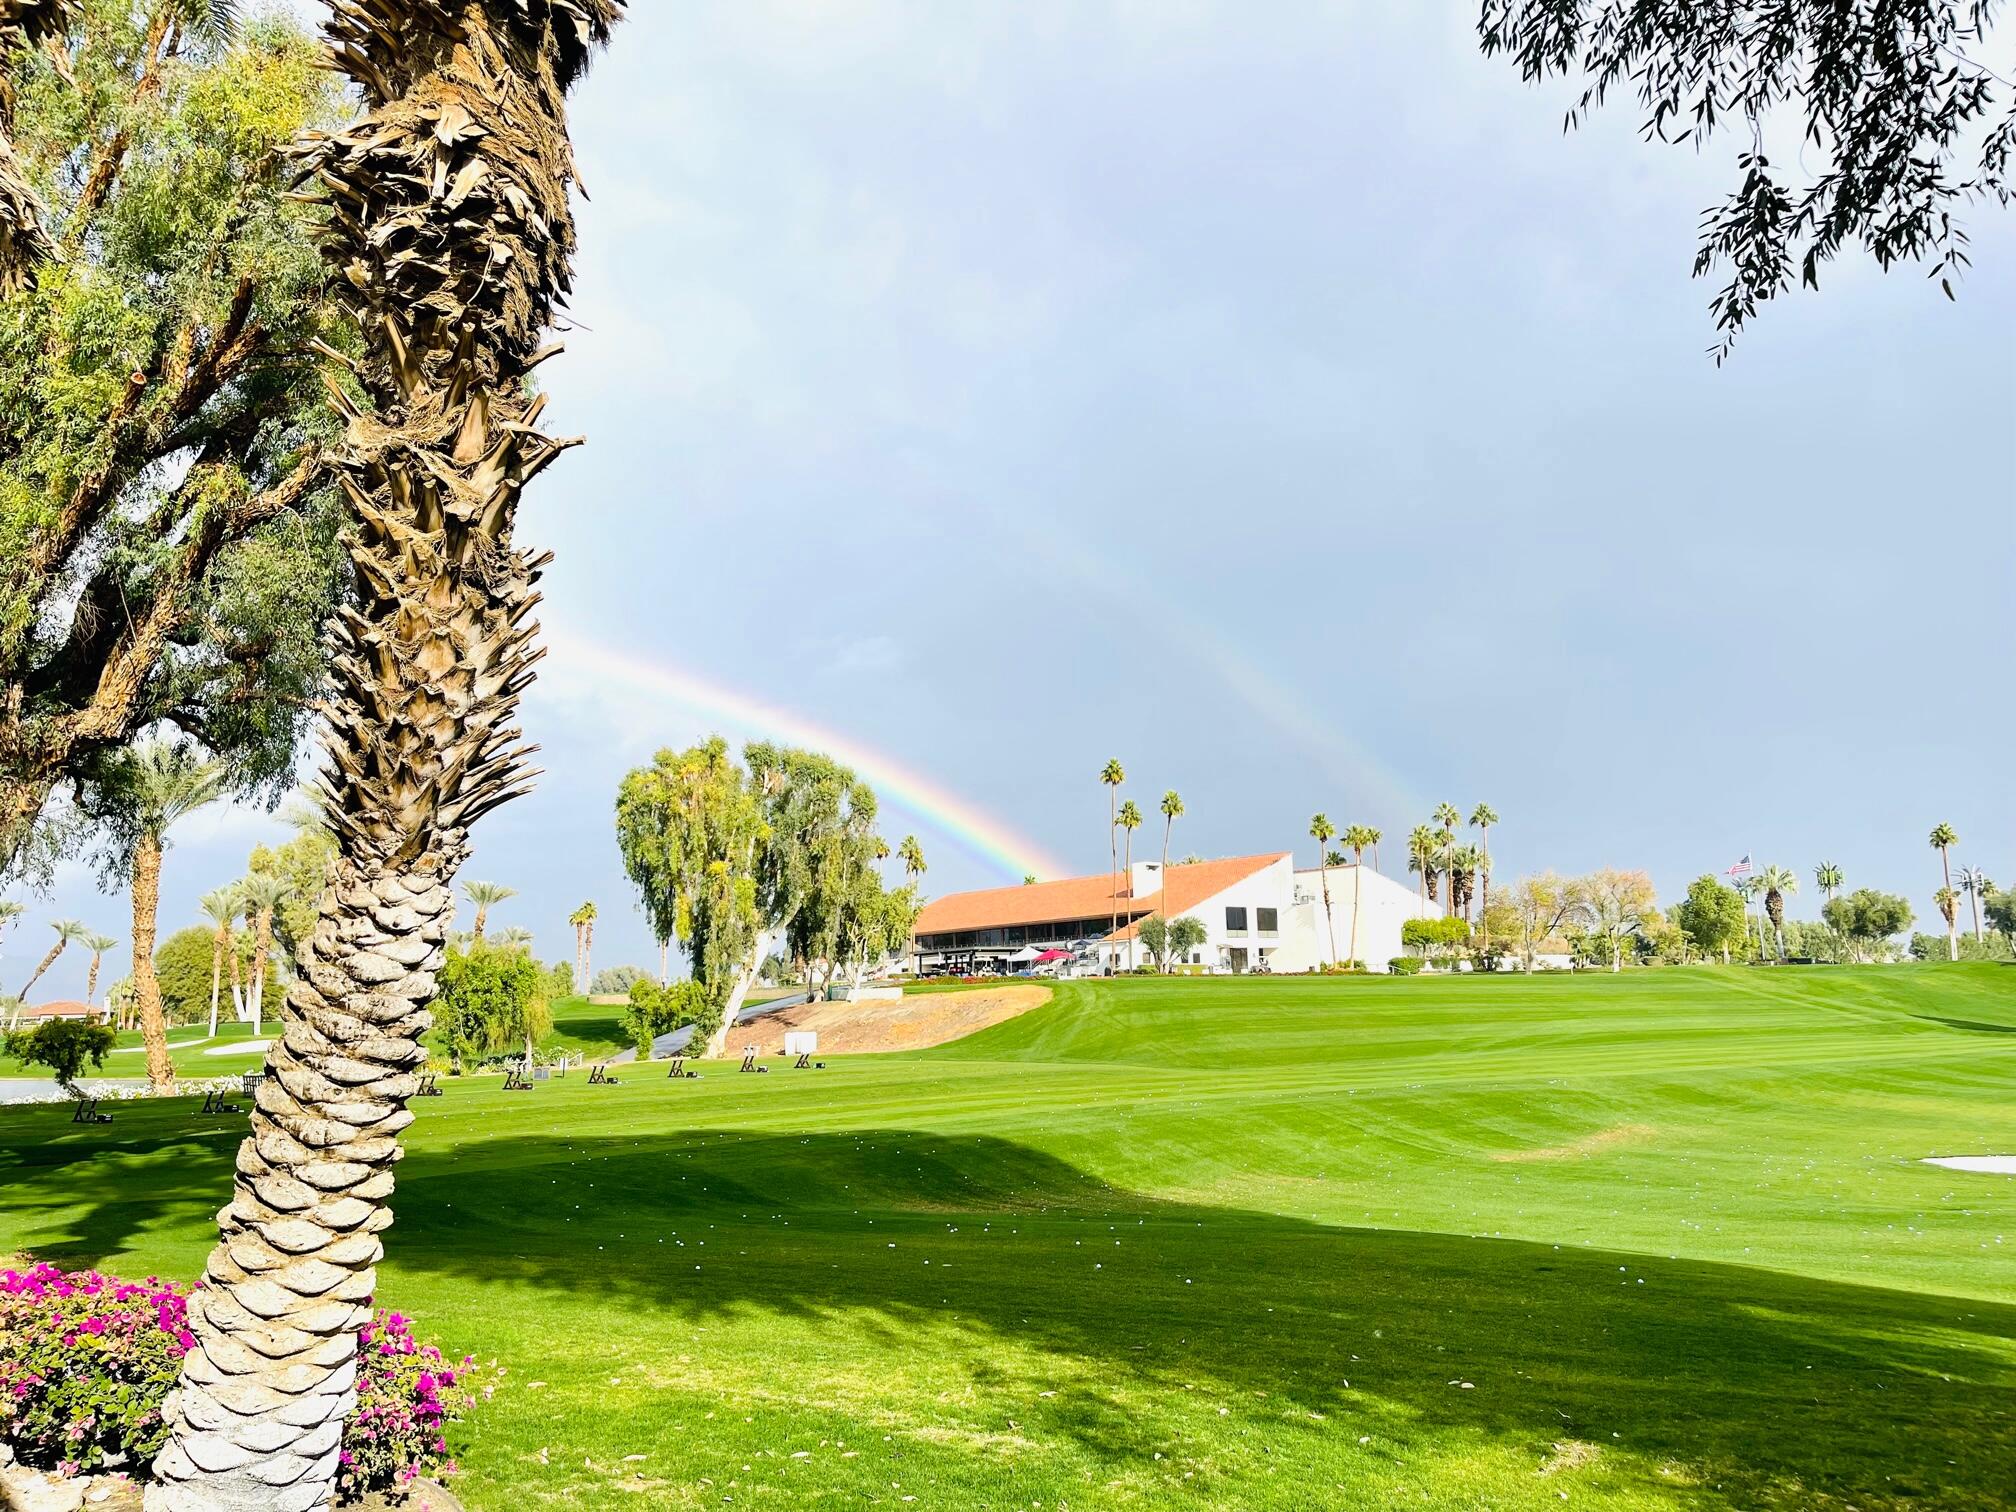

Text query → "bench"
[739,1048,769,1074]
[587,1063,620,1086]
[71,1097,112,1125]
[792,1052,826,1070]
[503,1067,533,1091]
[199,1088,244,1116]
[665,1057,698,1079]
[414,1072,443,1097]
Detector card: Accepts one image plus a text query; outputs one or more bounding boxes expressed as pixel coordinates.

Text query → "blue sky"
[9,1,2013,996]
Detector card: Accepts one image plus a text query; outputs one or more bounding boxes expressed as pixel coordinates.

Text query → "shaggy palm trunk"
[1941,848,1957,961]
[0,0,71,293]
[131,835,175,1092]
[86,951,102,1005]
[1319,866,1336,965]
[16,936,62,1000]
[146,6,618,1510]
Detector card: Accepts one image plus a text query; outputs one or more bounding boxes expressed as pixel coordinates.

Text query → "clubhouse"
[910,850,1433,975]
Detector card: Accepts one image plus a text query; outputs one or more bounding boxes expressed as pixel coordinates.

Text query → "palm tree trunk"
[1348,854,1362,968]
[1478,829,1490,950]
[226,933,245,1023]
[1121,829,1134,969]
[16,937,64,1001]
[1941,847,1957,960]
[146,7,617,1508]
[251,906,274,1037]
[86,952,102,1006]
[130,835,174,1094]
[1320,866,1336,965]
[209,926,225,1038]
[1106,791,1118,974]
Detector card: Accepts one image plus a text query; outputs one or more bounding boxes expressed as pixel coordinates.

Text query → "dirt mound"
[728,985,1051,1056]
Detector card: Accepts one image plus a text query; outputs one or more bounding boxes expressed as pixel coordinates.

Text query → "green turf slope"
[2,966,2011,1510]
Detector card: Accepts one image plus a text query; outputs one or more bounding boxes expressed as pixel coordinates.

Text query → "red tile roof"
[913,853,1286,939]
[18,1001,104,1019]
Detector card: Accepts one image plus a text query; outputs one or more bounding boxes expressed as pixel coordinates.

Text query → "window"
[1256,907,1278,934]
[1225,906,1248,932]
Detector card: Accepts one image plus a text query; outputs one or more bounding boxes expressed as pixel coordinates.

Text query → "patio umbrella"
[1032,949,1071,964]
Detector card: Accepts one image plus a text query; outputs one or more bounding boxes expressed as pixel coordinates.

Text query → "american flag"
[1725,854,1752,877]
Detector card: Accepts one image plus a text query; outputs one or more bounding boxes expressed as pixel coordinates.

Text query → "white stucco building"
[911,850,1434,975]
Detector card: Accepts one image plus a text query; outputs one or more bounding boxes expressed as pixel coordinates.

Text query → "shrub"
[1388,956,1424,976]
[3,1019,117,1089]
[591,965,648,995]
[0,1266,491,1494]
[0,1264,192,1476]
[624,978,713,1056]
[430,944,549,1067]
[340,1308,496,1500]
[1909,932,2014,963]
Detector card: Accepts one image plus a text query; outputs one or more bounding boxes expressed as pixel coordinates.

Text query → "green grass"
[4,966,2014,1509]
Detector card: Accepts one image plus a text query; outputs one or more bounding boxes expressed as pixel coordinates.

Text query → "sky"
[8,0,2014,997]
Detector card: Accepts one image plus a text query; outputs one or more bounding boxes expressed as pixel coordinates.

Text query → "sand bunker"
[1922,1155,2016,1174]
[727,984,1051,1056]
[1492,1123,1657,1163]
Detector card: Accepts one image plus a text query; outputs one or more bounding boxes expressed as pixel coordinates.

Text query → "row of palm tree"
[1402,803,1499,943]
[1097,761,1184,970]
[1306,816,1384,967]
[2,913,117,1027]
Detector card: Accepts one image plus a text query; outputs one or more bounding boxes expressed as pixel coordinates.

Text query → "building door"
[1227,947,1249,974]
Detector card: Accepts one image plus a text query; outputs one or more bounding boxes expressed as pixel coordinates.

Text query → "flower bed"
[1,1265,493,1500]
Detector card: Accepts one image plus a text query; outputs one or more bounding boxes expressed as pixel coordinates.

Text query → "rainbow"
[541,626,1069,883]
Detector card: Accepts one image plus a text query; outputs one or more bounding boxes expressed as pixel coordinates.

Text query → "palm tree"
[81,931,118,1008]
[238,874,291,1038]
[1342,824,1378,969]
[569,900,597,991]
[1956,866,1992,943]
[1757,865,1798,958]
[1469,804,1498,947]
[106,741,227,1092]
[1407,824,1436,909]
[1309,814,1338,963]
[1934,886,1960,950]
[463,880,516,943]
[198,887,240,1038]
[1156,790,1183,933]
[1929,823,1959,960]
[500,925,535,951]
[1814,862,1844,902]
[1100,759,1125,970]
[1450,844,1484,923]
[15,917,85,1006]
[1117,800,1143,968]
[148,7,623,1505]
[1432,805,1461,917]
[897,835,927,894]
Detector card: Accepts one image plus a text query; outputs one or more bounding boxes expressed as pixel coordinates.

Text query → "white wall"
[1277,865,1434,973]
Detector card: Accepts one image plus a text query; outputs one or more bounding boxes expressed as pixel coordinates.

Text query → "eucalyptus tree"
[1757,865,1799,959]
[461,880,515,943]
[80,930,117,1006]
[1116,799,1143,968]
[1,1,349,885]
[92,739,225,1090]
[1342,824,1379,968]
[1929,823,1959,960]
[1956,866,1993,942]
[1099,758,1125,958]
[1480,1,2016,359]
[148,5,623,1507]
[1469,804,1498,946]
[197,886,240,1036]
[1814,862,1844,902]
[1309,813,1338,963]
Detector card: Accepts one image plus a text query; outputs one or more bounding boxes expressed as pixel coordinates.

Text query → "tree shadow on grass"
[1915,1014,2016,1035]
[8,1109,2014,1508]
